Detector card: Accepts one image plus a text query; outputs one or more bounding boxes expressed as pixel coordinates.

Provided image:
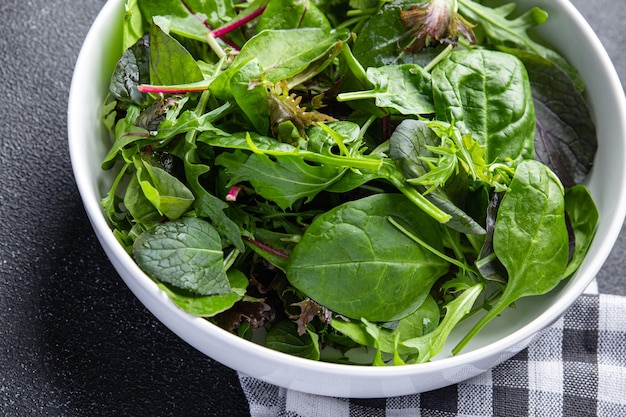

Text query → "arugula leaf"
[403,283,484,362]
[134,217,231,295]
[217,150,344,210]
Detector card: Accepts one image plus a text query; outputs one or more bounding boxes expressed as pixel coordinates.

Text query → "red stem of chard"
[180,0,239,50]
[211,5,267,38]
[243,236,290,260]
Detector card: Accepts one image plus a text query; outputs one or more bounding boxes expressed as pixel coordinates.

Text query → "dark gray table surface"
[0,1,624,416]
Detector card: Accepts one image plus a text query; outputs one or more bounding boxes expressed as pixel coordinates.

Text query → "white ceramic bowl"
[68,0,626,398]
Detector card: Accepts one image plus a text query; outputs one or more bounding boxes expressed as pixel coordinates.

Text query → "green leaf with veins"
[287,194,449,322]
[457,0,584,91]
[233,28,349,84]
[134,217,231,295]
[149,21,204,86]
[337,64,434,116]
[432,49,535,164]
[454,160,568,353]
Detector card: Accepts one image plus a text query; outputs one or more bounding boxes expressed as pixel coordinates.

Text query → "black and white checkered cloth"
[239,290,626,416]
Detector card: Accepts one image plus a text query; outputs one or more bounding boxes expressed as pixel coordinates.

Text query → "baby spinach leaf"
[157,269,249,317]
[287,194,449,322]
[331,294,440,356]
[337,64,434,116]
[265,320,321,360]
[457,0,584,91]
[234,28,349,84]
[256,0,331,32]
[432,49,535,164]
[454,160,569,353]
[563,185,599,278]
[149,21,204,86]
[510,50,597,187]
[134,217,231,296]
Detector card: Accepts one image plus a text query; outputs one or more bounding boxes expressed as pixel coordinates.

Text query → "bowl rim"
[68,0,626,396]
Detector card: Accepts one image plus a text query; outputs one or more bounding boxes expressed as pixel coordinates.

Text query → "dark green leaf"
[287,193,449,322]
[110,35,150,105]
[134,217,230,295]
[158,269,248,316]
[265,320,321,360]
[563,185,599,277]
[454,160,568,353]
[432,49,535,163]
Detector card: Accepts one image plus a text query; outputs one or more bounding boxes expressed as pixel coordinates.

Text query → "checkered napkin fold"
[239,287,626,417]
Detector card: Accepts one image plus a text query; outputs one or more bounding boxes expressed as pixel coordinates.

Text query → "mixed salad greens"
[102,0,599,364]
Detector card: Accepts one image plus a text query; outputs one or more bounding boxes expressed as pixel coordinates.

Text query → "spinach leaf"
[457,0,584,91]
[454,160,569,353]
[233,28,349,84]
[157,269,249,317]
[287,194,449,322]
[134,217,231,296]
[337,64,434,116]
[432,49,535,163]
[265,320,321,360]
[123,173,164,227]
[563,185,599,278]
[149,21,204,86]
